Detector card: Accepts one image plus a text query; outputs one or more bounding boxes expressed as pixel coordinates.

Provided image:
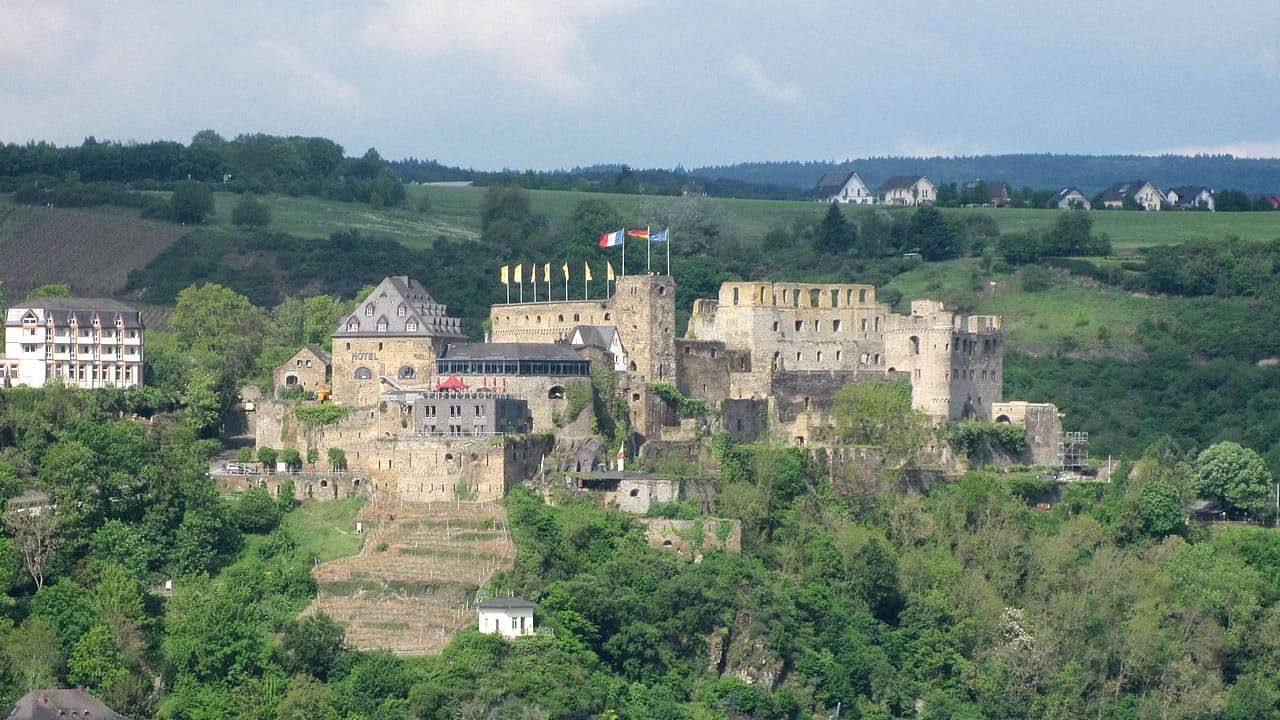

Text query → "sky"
[2,0,1279,171]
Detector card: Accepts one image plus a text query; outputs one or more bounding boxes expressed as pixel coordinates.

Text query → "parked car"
[224,462,249,474]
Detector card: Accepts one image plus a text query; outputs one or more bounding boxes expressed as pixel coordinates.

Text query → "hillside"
[0,199,189,298]
[693,154,1280,194]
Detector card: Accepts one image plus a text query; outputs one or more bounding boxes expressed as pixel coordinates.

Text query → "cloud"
[360,0,640,100]
[728,50,803,104]
[245,40,363,109]
[0,1,71,60]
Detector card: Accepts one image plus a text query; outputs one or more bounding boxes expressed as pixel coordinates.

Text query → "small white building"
[477,597,536,638]
[814,172,875,204]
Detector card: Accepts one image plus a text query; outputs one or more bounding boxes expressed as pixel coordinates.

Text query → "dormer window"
[377,318,388,332]
[365,303,375,316]
[406,319,418,332]
[397,303,407,317]
[347,319,360,331]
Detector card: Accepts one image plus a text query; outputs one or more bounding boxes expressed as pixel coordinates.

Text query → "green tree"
[235,487,282,533]
[1136,480,1184,537]
[170,180,215,224]
[281,612,346,680]
[25,283,71,299]
[277,674,338,720]
[230,193,271,229]
[171,283,268,380]
[257,447,278,470]
[67,623,128,691]
[814,203,856,255]
[327,447,346,472]
[279,448,302,471]
[4,617,62,692]
[908,205,957,260]
[831,379,930,464]
[1196,441,1273,518]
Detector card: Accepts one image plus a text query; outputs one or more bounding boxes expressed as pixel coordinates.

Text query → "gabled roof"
[1053,186,1086,200]
[1167,185,1210,201]
[5,298,144,330]
[813,171,856,199]
[295,345,332,365]
[5,689,130,720]
[477,597,537,610]
[874,175,929,193]
[332,276,465,339]
[1102,180,1157,202]
[565,325,621,352]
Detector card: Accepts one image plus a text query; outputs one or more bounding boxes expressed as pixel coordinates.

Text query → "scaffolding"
[1059,431,1089,469]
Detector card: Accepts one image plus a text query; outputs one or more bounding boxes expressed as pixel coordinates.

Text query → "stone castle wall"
[254,400,552,503]
[331,336,449,408]
[992,401,1063,466]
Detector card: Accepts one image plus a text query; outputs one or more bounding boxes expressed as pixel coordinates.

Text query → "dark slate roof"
[476,597,537,609]
[1053,186,1085,200]
[1167,185,1210,202]
[565,325,619,351]
[332,276,465,339]
[5,689,131,720]
[7,298,144,330]
[874,175,926,193]
[813,171,854,199]
[1102,180,1146,202]
[441,343,582,362]
[301,345,333,365]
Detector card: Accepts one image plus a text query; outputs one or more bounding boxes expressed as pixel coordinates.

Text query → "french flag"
[598,229,625,248]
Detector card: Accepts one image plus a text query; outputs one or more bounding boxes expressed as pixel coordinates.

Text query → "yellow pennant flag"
[607,260,615,282]
[562,262,569,280]
[584,262,593,281]
[500,265,509,285]
[514,263,522,284]
[543,263,550,282]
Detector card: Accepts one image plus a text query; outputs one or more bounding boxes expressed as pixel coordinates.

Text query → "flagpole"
[622,237,626,278]
[667,227,671,276]
[533,269,537,303]
[646,225,651,273]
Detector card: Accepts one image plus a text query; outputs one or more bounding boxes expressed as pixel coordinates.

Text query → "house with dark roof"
[1050,187,1091,210]
[1165,185,1215,211]
[330,276,467,406]
[1,298,144,389]
[813,171,875,204]
[5,689,130,719]
[477,596,537,637]
[1101,180,1164,210]
[961,180,1011,207]
[564,325,627,372]
[875,175,936,206]
[274,345,332,394]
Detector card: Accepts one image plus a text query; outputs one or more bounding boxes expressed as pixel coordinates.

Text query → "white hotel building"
[0,299,145,389]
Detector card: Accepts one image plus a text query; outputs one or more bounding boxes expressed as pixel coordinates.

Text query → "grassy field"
[881,259,1170,354]
[282,497,366,563]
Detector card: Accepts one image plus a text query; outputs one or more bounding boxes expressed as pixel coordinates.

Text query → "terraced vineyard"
[0,201,188,297]
[305,498,514,654]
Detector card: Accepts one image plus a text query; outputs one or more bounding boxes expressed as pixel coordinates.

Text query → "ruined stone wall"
[216,473,362,502]
[641,518,742,555]
[992,401,1063,466]
[331,336,448,408]
[690,281,889,400]
[616,477,681,513]
[719,398,768,444]
[674,339,732,406]
[255,400,552,502]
